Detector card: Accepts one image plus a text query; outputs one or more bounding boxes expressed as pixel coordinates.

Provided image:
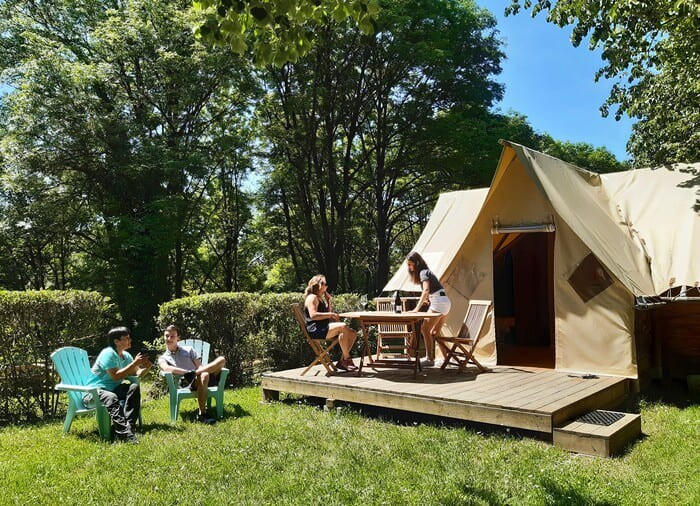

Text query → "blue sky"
[477,0,634,161]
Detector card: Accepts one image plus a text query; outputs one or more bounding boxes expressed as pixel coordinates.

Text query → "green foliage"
[193,0,380,65]
[258,0,505,293]
[0,387,699,503]
[0,0,260,337]
[155,291,360,385]
[506,0,700,165]
[537,134,630,173]
[0,290,115,422]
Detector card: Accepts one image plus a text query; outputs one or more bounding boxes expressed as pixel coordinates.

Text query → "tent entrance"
[492,231,555,368]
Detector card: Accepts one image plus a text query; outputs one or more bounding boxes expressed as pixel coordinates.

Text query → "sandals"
[335,358,358,372]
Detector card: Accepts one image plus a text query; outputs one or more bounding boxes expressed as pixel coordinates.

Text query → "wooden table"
[339,311,434,378]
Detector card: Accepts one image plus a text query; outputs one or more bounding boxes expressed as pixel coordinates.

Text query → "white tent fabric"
[601,164,700,295]
[383,188,488,292]
[379,141,699,377]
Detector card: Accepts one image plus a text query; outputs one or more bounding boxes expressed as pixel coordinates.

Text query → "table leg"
[410,321,422,379]
[358,321,371,376]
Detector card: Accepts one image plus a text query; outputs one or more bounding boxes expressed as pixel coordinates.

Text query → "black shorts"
[307,328,329,340]
[181,372,220,390]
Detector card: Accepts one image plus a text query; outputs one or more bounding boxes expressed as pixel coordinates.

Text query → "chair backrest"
[51,346,94,408]
[181,339,210,366]
[291,303,315,342]
[457,300,492,344]
[374,297,410,334]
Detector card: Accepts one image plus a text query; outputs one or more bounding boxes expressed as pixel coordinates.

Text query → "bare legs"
[422,313,447,361]
[194,356,226,416]
[327,322,357,369]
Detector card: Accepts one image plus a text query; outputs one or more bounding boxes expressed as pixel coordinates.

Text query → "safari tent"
[384,141,700,383]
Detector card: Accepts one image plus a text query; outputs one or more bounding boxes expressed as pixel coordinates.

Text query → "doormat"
[576,410,625,426]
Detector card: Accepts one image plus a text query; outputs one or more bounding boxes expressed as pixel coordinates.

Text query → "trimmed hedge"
[0,290,116,422]
[156,292,361,386]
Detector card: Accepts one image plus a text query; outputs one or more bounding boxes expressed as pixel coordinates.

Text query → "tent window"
[568,253,613,303]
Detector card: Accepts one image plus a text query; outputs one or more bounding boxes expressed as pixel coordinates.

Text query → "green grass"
[1,387,698,505]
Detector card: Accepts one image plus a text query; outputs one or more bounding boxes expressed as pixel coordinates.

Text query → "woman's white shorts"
[428,292,451,314]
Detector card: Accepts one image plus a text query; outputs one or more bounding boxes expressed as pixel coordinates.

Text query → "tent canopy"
[383,142,699,298]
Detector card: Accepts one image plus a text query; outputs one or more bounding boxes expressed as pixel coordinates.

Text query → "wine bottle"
[394,291,402,313]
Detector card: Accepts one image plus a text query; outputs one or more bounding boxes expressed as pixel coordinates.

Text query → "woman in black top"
[406,251,451,366]
[304,274,358,371]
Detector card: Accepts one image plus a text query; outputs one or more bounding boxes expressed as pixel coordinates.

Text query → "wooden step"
[553,410,641,457]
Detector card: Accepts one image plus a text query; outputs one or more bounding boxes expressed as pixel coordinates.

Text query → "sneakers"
[116,432,139,444]
[420,358,435,367]
[196,413,216,425]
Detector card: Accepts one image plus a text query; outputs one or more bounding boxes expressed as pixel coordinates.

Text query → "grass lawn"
[1,385,698,505]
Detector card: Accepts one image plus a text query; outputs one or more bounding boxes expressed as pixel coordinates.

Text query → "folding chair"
[435,299,491,373]
[291,303,339,375]
[374,297,414,360]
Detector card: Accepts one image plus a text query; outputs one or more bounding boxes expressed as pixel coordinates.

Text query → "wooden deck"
[261,363,631,434]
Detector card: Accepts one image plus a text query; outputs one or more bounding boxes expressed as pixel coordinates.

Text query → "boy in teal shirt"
[87,327,151,442]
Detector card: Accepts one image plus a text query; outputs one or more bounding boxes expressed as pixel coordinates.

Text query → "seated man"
[157,324,226,424]
[87,326,152,443]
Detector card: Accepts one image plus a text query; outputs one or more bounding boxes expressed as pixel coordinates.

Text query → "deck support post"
[262,388,279,402]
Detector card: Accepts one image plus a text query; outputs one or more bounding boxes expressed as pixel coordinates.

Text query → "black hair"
[107,326,131,348]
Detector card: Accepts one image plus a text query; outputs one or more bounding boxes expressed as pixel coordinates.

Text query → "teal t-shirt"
[89,347,133,392]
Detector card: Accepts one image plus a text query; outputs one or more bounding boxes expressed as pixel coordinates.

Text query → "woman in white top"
[406,251,451,366]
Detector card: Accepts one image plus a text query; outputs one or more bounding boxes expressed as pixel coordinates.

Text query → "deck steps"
[553,410,641,457]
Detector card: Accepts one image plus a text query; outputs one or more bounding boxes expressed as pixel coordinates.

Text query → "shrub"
[0,290,116,422]
[155,292,361,387]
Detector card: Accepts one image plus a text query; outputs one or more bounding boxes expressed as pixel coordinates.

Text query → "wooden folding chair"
[291,303,339,375]
[374,297,414,360]
[435,299,491,373]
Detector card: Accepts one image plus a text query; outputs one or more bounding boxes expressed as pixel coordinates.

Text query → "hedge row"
[0,290,362,423]
[0,290,115,422]
[155,292,362,386]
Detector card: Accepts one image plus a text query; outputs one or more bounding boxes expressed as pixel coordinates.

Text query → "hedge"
[0,290,116,422]
[155,292,362,386]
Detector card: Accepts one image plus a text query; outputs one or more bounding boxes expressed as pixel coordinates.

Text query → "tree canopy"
[506,0,700,165]
[193,0,379,64]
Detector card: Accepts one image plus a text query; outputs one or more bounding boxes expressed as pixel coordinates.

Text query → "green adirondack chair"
[162,339,229,423]
[51,346,141,441]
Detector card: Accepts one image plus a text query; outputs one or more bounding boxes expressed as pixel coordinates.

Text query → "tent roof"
[383,188,488,292]
[601,163,700,295]
[382,142,699,297]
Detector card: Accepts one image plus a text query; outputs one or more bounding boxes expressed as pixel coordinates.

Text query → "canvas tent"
[384,141,699,379]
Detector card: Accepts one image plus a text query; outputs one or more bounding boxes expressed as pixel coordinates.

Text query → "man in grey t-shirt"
[158,325,226,424]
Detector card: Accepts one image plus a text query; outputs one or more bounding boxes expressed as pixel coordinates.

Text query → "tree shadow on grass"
[177,403,250,423]
[438,477,615,506]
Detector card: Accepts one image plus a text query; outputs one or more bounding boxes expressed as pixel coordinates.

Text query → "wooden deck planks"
[261,365,630,434]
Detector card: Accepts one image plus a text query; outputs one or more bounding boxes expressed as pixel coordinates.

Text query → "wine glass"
[358,294,368,311]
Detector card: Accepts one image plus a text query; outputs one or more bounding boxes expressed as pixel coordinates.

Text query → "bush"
[0,290,116,423]
[155,292,361,387]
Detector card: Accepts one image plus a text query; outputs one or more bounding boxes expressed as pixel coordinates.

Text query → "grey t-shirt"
[419,268,443,294]
[158,345,199,370]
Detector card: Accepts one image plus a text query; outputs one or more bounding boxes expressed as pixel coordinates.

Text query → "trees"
[0,0,259,338]
[506,0,700,164]
[193,0,379,64]
[258,0,505,293]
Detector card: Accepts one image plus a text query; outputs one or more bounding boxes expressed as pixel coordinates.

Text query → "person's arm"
[410,280,431,312]
[105,353,146,382]
[306,294,339,321]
